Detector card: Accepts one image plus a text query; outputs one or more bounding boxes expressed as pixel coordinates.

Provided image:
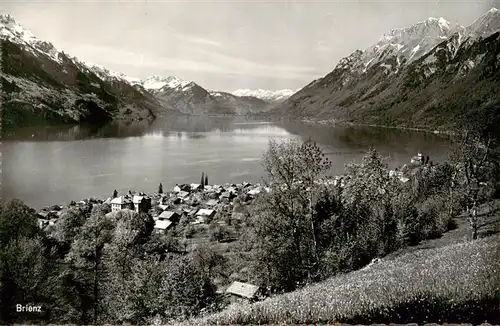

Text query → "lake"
[1,116,452,209]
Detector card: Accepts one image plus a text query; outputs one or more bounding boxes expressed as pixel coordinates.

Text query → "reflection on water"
[1,116,452,209]
[1,116,277,141]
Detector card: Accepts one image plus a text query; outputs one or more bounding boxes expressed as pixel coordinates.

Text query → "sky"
[2,0,499,92]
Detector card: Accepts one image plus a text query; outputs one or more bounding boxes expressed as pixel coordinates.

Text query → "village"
[35,152,433,303]
[37,178,273,302]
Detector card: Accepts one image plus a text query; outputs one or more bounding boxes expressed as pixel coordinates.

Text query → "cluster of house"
[35,181,268,235]
[410,152,431,165]
[35,192,265,304]
[149,182,264,233]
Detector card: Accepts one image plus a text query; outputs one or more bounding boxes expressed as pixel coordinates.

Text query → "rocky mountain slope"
[0,14,174,130]
[232,88,297,104]
[129,75,270,115]
[270,8,500,133]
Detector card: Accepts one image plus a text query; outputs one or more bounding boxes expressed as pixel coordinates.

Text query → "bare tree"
[449,130,497,240]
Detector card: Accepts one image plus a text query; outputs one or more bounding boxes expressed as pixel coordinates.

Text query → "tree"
[254,138,331,290]
[0,199,52,324]
[204,174,209,186]
[113,189,118,198]
[449,130,499,239]
[191,246,227,280]
[201,172,205,187]
[104,210,153,275]
[0,199,39,247]
[52,207,87,251]
[65,205,116,325]
[158,183,163,194]
[101,210,155,322]
[340,149,401,258]
[209,224,230,242]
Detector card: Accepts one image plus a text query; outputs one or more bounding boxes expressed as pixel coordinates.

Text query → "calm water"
[1,116,452,209]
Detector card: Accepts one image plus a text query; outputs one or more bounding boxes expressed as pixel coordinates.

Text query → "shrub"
[395,205,422,246]
[184,224,197,239]
[418,196,444,239]
[210,224,230,242]
[390,191,419,246]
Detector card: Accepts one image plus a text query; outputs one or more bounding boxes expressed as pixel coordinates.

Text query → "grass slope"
[176,212,500,325]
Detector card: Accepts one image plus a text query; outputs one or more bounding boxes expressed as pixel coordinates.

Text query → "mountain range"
[2,9,499,132]
[0,14,291,129]
[270,8,500,133]
[0,13,180,129]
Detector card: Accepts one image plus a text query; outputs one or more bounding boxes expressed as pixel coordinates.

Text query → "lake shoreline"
[299,118,458,137]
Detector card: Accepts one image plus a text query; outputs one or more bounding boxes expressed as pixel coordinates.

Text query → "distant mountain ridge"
[0,13,178,130]
[125,75,273,115]
[129,75,193,91]
[270,8,500,133]
[232,88,297,104]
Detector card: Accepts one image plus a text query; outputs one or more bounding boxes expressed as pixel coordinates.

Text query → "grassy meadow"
[176,232,500,325]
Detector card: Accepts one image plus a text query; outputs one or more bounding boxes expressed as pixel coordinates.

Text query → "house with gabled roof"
[158,210,180,223]
[132,195,151,213]
[225,281,263,303]
[196,209,215,218]
[190,183,203,191]
[154,219,173,233]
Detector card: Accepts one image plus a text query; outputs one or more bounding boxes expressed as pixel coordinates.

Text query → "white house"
[154,219,173,233]
[205,199,219,207]
[132,195,151,213]
[110,195,150,213]
[190,183,203,191]
[110,196,133,212]
[247,187,261,196]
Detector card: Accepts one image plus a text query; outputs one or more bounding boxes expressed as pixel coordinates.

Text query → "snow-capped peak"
[425,17,451,30]
[79,61,135,82]
[0,13,65,63]
[380,16,452,43]
[232,89,297,103]
[136,75,193,91]
[465,7,500,38]
[359,15,456,71]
